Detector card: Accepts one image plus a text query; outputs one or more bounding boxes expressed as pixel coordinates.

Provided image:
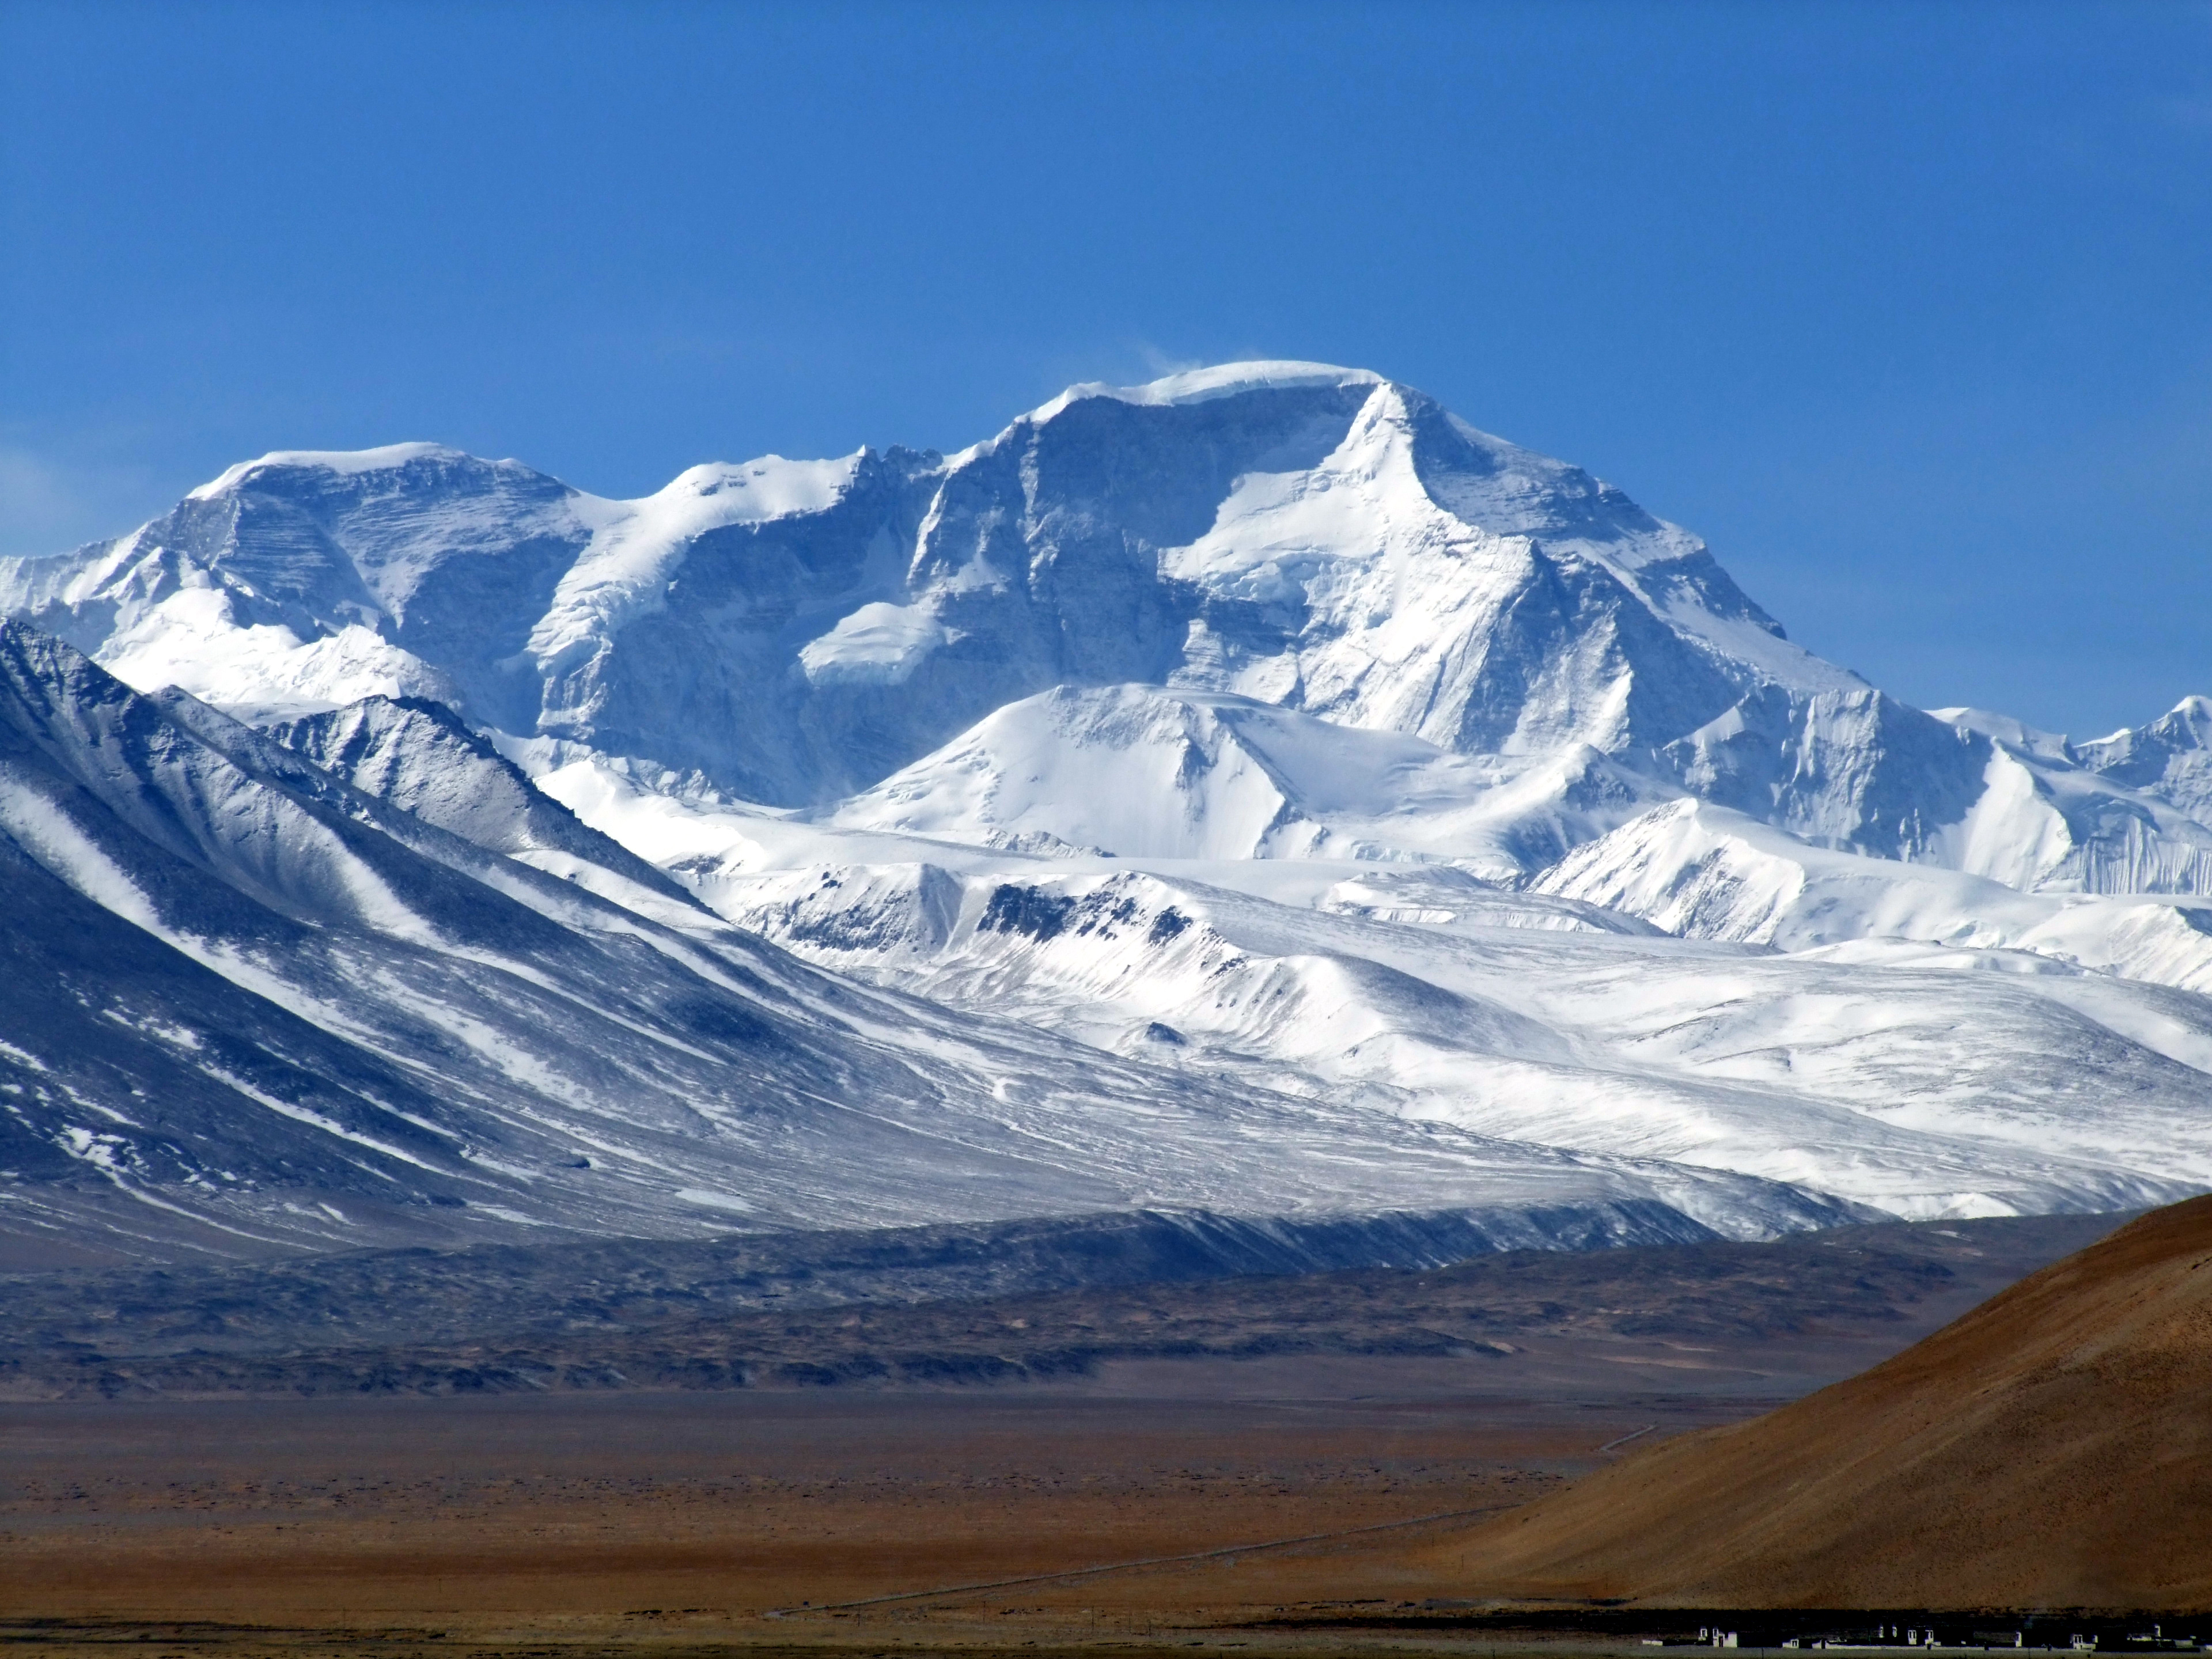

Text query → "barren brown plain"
[0,1213,2150,1654]
[0,1370,1718,1628]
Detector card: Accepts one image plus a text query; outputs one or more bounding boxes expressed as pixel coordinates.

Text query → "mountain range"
[2,361,2207,1262]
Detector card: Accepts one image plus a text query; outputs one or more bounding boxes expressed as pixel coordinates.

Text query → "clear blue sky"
[3,1,2206,737]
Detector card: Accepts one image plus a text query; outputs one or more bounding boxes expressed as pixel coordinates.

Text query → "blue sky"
[2,1,2206,737]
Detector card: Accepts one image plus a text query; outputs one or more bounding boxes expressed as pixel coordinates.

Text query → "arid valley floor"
[0,1213,2147,1654]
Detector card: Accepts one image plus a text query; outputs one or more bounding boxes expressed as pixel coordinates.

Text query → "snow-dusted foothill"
[1534,798,2212,990]
[0,620,1878,1259]
[264,693,702,925]
[828,683,1671,873]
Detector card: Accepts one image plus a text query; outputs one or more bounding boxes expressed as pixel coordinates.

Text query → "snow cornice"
[185,442,507,501]
[1029,360,1384,425]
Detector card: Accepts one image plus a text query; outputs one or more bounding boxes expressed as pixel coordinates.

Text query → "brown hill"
[1416,1194,2212,1611]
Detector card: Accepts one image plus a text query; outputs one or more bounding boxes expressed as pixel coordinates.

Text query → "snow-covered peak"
[2074,692,2212,833]
[942,360,1382,471]
[1931,706,2073,761]
[533,450,868,678]
[2117,694,2210,750]
[612,452,869,527]
[1030,359,1383,422]
[2084,695,2212,749]
[0,372,1968,852]
[185,441,487,501]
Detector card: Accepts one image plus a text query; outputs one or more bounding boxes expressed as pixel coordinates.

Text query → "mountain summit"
[10,363,2205,891]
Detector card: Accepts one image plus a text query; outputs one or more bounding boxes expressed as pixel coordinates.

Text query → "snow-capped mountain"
[2,361,2208,1253]
[2071,696,2212,831]
[10,363,2205,896]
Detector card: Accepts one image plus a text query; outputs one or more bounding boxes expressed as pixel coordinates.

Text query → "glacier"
[2,359,2209,1257]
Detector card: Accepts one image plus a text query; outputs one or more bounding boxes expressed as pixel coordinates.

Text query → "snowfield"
[1,361,2207,1259]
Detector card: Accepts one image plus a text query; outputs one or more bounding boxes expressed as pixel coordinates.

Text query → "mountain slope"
[508,744,2212,1223]
[263,692,700,922]
[0,619,1870,1260]
[1416,1193,2212,1609]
